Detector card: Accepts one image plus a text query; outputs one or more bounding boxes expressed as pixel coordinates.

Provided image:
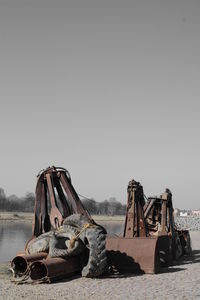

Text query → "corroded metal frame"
[32,166,92,238]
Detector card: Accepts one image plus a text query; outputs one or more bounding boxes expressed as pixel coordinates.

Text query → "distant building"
[180,211,188,217]
[173,209,200,217]
[192,210,200,217]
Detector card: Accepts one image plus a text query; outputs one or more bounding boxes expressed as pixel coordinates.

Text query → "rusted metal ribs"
[31,166,92,239]
[12,166,93,282]
[11,166,108,283]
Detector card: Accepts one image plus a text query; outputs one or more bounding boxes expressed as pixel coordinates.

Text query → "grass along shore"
[0,212,124,222]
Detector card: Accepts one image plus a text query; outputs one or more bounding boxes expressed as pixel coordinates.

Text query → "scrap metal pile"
[11,167,107,283]
[106,180,191,273]
[11,167,192,283]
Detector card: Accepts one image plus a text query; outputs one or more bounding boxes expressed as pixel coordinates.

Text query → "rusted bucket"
[29,256,81,282]
[11,252,48,275]
[106,235,170,274]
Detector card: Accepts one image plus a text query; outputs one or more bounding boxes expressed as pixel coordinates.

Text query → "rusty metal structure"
[31,166,92,240]
[11,168,191,282]
[11,252,48,276]
[11,166,97,282]
[29,256,81,282]
[106,179,191,274]
[11,166,108,282]
[144,189,191,259]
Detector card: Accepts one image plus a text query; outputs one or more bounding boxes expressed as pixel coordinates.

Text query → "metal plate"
[106,235,170,274]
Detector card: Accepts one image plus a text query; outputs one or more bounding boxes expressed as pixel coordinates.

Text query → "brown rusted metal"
[123,180,147,238]
[21,166,93,282]
[59,171,92,221]
[106,179,174,274]
[54,174,71,218]
[46,172,63,229]
[144,189,173,237]
[43,180,51,232]
[11,252,48,275]
[106,235,170,274]
[20,166,191,281]
[30,166,92,243]
[29,256,81,282]
[144,188,191,261]
[33,174,44,237]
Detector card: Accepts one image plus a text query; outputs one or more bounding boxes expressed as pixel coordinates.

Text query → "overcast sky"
[0,0,199,209]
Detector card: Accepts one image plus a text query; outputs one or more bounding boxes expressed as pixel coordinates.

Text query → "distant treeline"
[0,188,126,215]
[81,197,126,215]
[0,188,35,212]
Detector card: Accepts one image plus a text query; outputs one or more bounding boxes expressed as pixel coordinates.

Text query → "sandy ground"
[0,232,200,300]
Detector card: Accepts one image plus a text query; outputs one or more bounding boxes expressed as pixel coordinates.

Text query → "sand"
[0,231,200,300]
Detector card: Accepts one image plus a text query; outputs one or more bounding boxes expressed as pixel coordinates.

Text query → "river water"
[0,221,124,263]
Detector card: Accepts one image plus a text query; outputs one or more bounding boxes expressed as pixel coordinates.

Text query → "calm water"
[0,221,124,263]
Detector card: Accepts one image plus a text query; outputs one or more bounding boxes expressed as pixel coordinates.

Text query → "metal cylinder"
[11,252,48,275]
[30,256,81,282]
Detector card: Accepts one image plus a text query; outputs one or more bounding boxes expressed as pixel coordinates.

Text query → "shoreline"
[0,212,33,221]
[0,212,125,222]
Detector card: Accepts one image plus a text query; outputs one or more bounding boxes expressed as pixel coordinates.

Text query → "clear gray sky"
[0,0,199,209]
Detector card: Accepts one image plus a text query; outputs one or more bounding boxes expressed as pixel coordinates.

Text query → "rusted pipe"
[11,252,48,275]
[30,256,81,282]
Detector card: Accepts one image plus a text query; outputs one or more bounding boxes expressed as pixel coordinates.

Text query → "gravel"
[175,216,200,231]
[0,231,200,299]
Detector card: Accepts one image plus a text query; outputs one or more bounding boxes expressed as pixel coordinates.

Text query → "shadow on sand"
[80,249,200,280]
[159,249,200,274]
[173,249,200,266]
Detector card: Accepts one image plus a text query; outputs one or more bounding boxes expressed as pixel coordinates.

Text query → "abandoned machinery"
[11,166,107,283]
[106,180,191,274]
[11,167,191,283]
